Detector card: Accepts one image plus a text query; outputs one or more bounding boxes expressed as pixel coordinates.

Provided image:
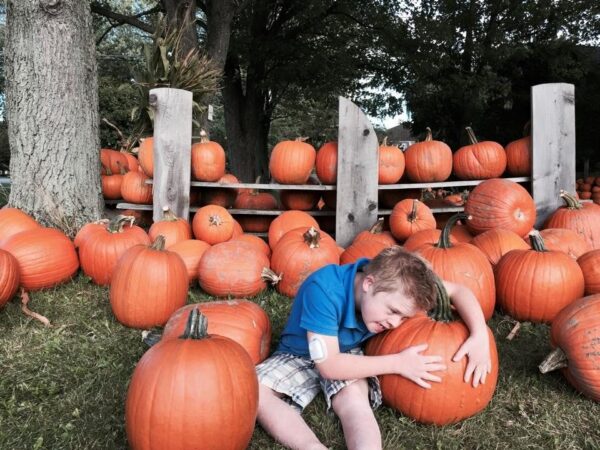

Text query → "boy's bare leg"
[257,384,328,450]
[331,379,382,450]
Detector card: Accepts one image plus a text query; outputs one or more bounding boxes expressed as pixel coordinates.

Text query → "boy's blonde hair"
[362,246,437,311]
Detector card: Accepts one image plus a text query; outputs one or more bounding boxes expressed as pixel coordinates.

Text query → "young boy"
[256,246,492,450]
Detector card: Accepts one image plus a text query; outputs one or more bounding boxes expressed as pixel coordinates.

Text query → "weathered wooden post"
[336,97,379,247]
[149,88,193,221]
[531,83,576,228]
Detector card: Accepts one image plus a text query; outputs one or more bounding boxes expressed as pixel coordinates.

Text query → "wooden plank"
[531,83,576,228]
[378,206,464,215]
[336,97,379,247]
[150,88,193,222]
[377,177,530,190]
[227,209,335,216]
[116,203,153,211]
[146,180,337,191]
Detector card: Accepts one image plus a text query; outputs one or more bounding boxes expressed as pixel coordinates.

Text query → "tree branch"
[91,2,159,34]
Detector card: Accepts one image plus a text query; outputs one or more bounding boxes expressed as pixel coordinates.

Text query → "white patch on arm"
[308,336,328,363]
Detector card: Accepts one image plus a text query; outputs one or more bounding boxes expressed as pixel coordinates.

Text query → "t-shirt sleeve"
[299,280,340,336]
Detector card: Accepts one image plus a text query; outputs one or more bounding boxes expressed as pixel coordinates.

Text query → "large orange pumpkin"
[148,206,192,249]
[365,279,498,425]
[577,249,600,295]
[168,239,211,284]
[539,294,600,402]
[404,127,452,182]
[2,227,79,291]
[378,138,405,184]
[464,178,536,237]
[121,170,153,204]
[470,228,529,268]
[162,300,272,364]
[527,228,590,260]
[110,236,188,329]
[453,127,506,180]
[315,141,338,184]
[0,249,20,308]
[191,130,226,181]
[340,239,390,265]
[268,210,319,250]
[192,205,234,244]
[0,207,40,246]
[389,199,436,242]
[269,137,316,184]
[495,231,585,323]
[125,309,258,450]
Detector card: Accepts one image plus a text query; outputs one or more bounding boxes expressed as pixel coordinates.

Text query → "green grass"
[1,276,599,450]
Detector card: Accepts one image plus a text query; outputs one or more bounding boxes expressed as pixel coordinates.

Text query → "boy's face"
[360,275,423,334]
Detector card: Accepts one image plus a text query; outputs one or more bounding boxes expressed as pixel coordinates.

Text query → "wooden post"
[149,88,193,222]
[336,97,379,247]
[531,83,576,228]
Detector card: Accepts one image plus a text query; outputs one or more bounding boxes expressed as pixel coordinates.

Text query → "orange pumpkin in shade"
[505,135,531,177]
[192,205,234,245]
[366,278,498,425]
[201,173,239,208]
[413,213,496,321]
[125,309,258,450]
[2,227,79,291]
[544,190,600,250]
[464,178,536,237]
[315,141,338,184]
[404,127,452,182]
[137,136,154,177]
[539,294,600,401]
[495,230,585,323]
[74,219,110,249]
[340,239,390,265]
[120,170,153,204]
[453,127,506,180]
[234,189,278,233]
[353,218,396,247]
[0,249,20,308]
[0,207,39,246]
[162,300,272,364]
[169,239,211,284]
[389,199,436,242]
[577,249,600,295]
[527,228,590,260]
[148,206,192,248]
[197,241,270,298]
[268,210,319,250]
[100,148,128,174]
[191,130,226,182]
[269,137,316,184]
[470,228,529,268]
[110,236,188,329]
[378,138,405,184]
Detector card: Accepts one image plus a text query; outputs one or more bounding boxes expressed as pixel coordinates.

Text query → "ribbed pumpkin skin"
[577,250,600,294]
[2,228,79,291]
[101,174,123,199]
[79,224,150,286]
[280,189,320,211]
[74,221,109,249]
[197,241,269,298]
[378,143,405,184]
[365,317,498,425]
[192,205,234,244]
[404,139,452,182]
[137,136,153,177]
[547,294,600,401]
[110,244,188,329]
[471,228,529,268]
[100,148,129,174]
[234,192,278,232]
[0,207,40,246]
[125,334,258,450]
[269,139,316,184]
[148,212,192,249]
[191,139,226,181]
[340,239,390,265]
[531,228,591,260]
[544,197,600,250]
[162,301,272,364]
[495,248,585,323]
[505,136,531,176]
[464,179,536,237]
[315,141,338,184]
[453,141,506,180]
[231,234,271,258]
[271,227,339,297]
[0,249,20,307]
[268,210,319,250]
[121,171,153,204]
[389,199,436,241]
[169,239,211,283]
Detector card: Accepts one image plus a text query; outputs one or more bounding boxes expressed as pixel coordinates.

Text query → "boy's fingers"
[464,362,475,384]
[426,363,447,372]
[424,355,444,363]
[452,347,466,362]
[481,368,488,385]
[416,379,432,389]
[422,373,442,383]
[413,343,429,352]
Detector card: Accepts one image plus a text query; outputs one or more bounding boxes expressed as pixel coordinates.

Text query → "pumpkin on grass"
[527,228,590,260]
[0,249,19,308]
[126,308,258,450]
[577,249,600,295]
[162,300,271,364]
[539,294,600,402]
[148,206,192,248]
[168,239,211,284]
[110,236,188,329]
[365,277,498,425]
[0,207,40,246]
[470,228,529,268]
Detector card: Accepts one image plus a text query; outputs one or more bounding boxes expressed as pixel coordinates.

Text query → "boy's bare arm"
[306,331,445,388]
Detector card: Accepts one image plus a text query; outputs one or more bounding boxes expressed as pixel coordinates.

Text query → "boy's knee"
[332,379,370,412]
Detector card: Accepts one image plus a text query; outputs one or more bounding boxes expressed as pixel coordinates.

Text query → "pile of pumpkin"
[576,176,600,205]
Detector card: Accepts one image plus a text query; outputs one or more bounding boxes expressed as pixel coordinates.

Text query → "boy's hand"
[392,343,446,389]
[452,331,492,388]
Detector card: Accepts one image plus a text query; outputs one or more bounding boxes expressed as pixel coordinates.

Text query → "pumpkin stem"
[261,267,283,285]
[424,127,433,142]
[104,165,114,176]
[539,347,568,373]
[161,206,178,222]
[465,126,478,144]
[435,213,470,249]
[108,215,135,233]
[151,235,166,250]
[117,160,128,175]
[429,274,453,322]
[527,230,548,252]
[295,137,310,142]
[199,129,209,143]
[208,214,224,227]
[180,307,209,340]
[407,199,420,223]
[303,227,321,248]
[368,218,385,234]
[381,136,388,146]
[559,190,583,210]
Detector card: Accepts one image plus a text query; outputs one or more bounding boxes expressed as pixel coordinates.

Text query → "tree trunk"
[5,0,102,235]
[162,0,198,58]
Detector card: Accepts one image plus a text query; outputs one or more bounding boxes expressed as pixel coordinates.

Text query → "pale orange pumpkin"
[191,130,226,181]
[269,137,316,184]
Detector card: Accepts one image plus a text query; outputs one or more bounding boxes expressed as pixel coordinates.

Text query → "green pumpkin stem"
[436,213,470,249]
[180,307,209,340]
[430,274,453,323]
[108,215,135,233]
[424,127,432,142]
[151,235,166,251]
[559,190,583,210]
[528,230,548,252]
[465,126,478,144]
[539,347,568,373]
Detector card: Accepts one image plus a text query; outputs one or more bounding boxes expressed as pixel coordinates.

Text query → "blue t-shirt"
[276,258,374,358]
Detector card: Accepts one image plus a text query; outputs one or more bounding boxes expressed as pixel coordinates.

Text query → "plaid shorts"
[256,348,382,412]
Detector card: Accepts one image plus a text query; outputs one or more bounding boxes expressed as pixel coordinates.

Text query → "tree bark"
[6,0,102,234]
[161,0,198,58]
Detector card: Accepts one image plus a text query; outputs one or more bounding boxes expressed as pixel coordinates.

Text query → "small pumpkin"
[148,206,192,248]
[191,130,226,182]
[137,136,154,177]
[120,170,153,204]
[389,199,436,242]
[453,127,506,180]
[192,205,234,245]
[315,141,338,184]
[470,228,529,268]
[505,135,531,177]
[201,173,239,208]
[404,127,452,182]
[378,138,405,184]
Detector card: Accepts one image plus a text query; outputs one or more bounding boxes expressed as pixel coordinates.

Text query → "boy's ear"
[362,274,375,292]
